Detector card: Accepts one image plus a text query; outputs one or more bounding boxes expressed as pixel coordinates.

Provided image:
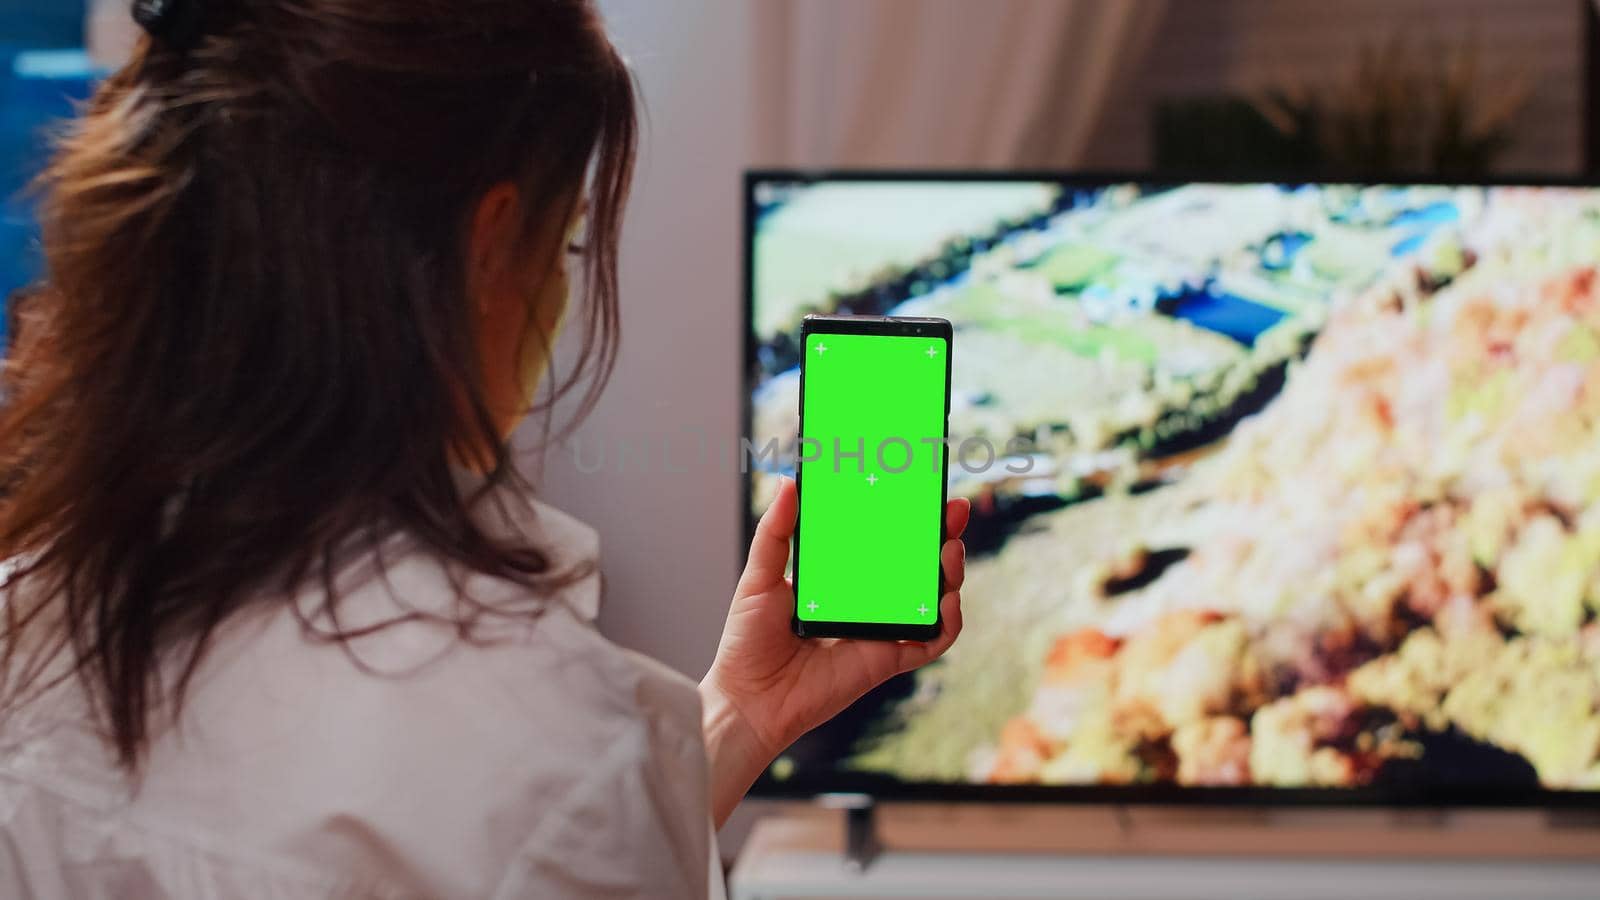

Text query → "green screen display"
[796,330,948,625]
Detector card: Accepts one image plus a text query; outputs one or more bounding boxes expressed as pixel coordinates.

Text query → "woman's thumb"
[735,476,797,598]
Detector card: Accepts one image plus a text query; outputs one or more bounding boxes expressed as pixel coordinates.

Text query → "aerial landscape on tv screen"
[748,178,1600,793]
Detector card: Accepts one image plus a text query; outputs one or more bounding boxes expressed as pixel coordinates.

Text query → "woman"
[0,1,967,898]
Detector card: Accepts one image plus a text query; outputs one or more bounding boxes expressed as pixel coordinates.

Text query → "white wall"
[530,0,753,679]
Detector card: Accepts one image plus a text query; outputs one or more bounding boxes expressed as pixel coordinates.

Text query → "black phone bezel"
[791,314,952,643]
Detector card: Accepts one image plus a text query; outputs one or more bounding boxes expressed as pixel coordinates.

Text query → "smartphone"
[792,314,952,641]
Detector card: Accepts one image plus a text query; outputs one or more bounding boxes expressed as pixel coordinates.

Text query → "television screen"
[744,175,1600,803]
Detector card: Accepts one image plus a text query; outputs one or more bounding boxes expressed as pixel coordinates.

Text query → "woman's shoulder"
[232,492,701,753]
[445,484,704,739]
[0,495,712,898]
[206,497,713,895]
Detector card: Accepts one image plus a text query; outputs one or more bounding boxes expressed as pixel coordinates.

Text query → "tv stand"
[728,804,1600,900]
[819,793,881,871]
[1548,807,1600,829]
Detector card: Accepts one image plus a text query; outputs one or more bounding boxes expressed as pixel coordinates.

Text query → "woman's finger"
[928,588,963,657]
[894,588,963,672]
[944,497,971,541]
[940,538,966,593]
[735,477,797,599]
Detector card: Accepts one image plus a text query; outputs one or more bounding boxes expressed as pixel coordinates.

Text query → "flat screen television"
[743,172,1600,807]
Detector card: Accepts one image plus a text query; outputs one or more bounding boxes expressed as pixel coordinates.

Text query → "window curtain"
[750,0,1170,168]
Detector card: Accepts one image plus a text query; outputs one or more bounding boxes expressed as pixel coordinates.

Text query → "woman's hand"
[700,477,968,826]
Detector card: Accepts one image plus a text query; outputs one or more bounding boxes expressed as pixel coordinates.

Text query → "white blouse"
[0,486,722,898]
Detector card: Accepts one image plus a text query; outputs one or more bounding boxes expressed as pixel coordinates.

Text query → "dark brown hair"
[0,0,636,767]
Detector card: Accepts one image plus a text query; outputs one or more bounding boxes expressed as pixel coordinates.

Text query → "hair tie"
[133,0,205,51]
